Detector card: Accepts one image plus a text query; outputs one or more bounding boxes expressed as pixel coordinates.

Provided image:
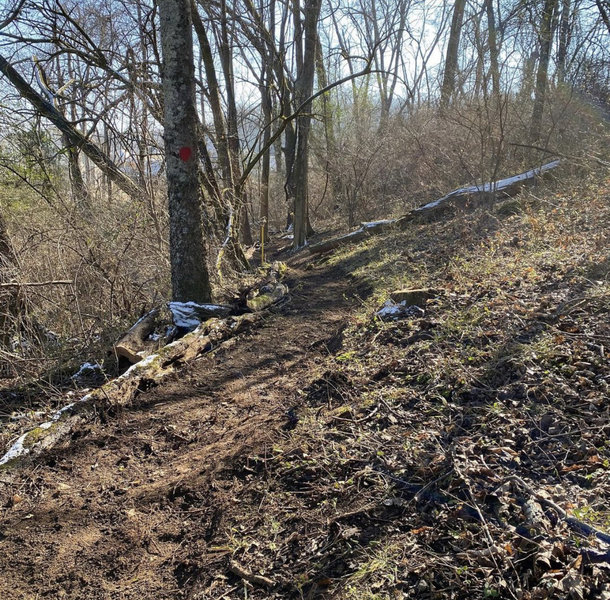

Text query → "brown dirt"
[0,251,360,600]
[2,178,609,600]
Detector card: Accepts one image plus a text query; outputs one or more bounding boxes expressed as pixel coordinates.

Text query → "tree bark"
[292,0,322,248]
[114,308,160,364]
[556,0,572,83]
[158,0,212,302]
[440,0,466,109]
[596,0,610,36]
[484,0,501,102]
[259,51,273,243]
[530,0,559,143]
[0,214,22,348]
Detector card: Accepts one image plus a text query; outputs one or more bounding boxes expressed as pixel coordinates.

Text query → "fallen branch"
[228,560,275,588]
[114,308,160,364]
[504,475,610,546]
[0,313,261,471]
[0,280,73,288]
[308,160,561,255]
[307,219,396,254]
[113,264,286,364]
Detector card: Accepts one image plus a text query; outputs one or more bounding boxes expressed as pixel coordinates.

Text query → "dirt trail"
[0,254,356,600]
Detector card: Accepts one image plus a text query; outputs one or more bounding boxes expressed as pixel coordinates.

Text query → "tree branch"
[0,280,73,288]
[0,52,146,200]
[0,0,26,31]
[239,62,383,188]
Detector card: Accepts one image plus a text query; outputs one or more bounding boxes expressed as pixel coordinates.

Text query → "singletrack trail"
[0,253,360,600]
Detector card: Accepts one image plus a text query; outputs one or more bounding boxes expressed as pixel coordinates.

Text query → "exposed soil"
[0,251,363,600]
[1,177,610,600]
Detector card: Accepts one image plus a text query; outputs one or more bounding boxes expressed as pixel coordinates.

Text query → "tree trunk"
[595,0,610,36]
[485,0,500,102]
[440,0,466,109]
[530,0,558,143]
[0,215,22,348]
[158,0,212,302]
[556,0,572,83]
[259,67,273,243]
[519,51,538,102]
[218,0,252,247]
[292,0,322,248]
[191,1,232,185]
[315,32,340,207]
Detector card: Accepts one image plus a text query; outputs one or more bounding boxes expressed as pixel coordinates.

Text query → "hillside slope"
[1,173,609,599]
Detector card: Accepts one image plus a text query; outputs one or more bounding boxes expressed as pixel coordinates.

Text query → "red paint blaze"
[179,146,193,162]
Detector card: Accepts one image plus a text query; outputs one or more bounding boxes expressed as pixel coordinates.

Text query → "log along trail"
[1,164,609,599]
[0,251,362,599]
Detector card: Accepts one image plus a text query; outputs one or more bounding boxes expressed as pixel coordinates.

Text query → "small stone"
[389,288,438,306]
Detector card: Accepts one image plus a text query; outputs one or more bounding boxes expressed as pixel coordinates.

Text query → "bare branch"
[0,280,73,288]
[0,52,146,200]
[0,0,26,31]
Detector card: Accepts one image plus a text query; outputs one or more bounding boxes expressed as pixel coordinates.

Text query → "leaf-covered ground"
[1,172,609,599]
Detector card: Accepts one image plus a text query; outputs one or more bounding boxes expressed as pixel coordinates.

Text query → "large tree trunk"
[292,0,322,249]
[158,0,212,302]
[440,0,466,109]
[530,0,559,143]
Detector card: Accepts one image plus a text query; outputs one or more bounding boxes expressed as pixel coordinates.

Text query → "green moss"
[23,425,55,447]
[247,293,275,311]
[247,284,288,311]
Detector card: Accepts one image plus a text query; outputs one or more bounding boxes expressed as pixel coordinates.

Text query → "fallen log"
[246,282,289,311]
[307,220,397,255]
[0,261,292,470]
[308,160,561,255]
[0,313,261,471]
[114,308,160,364]
[413,159,561,215]
[114,263,287,365]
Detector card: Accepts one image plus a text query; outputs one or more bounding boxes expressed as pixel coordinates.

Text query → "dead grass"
[0,123,609,599]
[194,170,610,598]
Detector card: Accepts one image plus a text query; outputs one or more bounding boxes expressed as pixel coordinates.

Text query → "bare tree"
[292,0,323,248]
[440,0,466,108]
[530,0,559,143]
[158,0,211,301]
[596,0,610,35]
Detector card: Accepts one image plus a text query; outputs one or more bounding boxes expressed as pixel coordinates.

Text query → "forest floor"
[1,172,609,600]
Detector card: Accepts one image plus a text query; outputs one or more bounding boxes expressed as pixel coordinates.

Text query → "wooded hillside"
[0,0,609,598]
